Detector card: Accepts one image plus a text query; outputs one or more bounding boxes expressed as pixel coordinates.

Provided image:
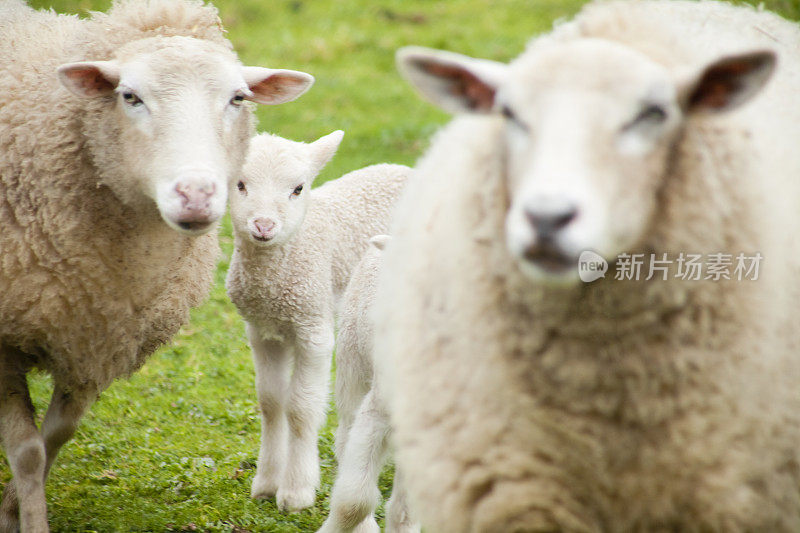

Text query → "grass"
[4,0,799,531]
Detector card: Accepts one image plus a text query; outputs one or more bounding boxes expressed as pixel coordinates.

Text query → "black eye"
[237,181,246,193]
[292,184,303,196]
[501,105,528,131]
[231,94,245,107]
[122,91,143,107]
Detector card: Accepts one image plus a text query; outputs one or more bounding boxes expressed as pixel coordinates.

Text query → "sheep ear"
[369,235,391,250]
[57,61,120,97]
[308,130,344,174]
[679,50,776,114]
[396,46,507,115]
[242,67,314,105]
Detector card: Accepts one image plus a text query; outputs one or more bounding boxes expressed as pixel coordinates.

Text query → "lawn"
[3,0,799,531]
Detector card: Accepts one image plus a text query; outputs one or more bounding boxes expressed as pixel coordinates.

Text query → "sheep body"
[0,2,313,530]
[375,1,800,531]
[226,132,409,511]
[0,0,230,390]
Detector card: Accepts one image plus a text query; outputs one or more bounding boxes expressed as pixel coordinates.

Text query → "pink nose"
[175,181,216,220]
[253,218,276,240]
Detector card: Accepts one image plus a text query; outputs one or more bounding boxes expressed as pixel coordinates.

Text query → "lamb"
[0,1,313,531]
[225,132,410,512]
[374,1,800,531]
[317,235,419,533]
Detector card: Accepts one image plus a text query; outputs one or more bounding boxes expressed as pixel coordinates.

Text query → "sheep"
[373,0,800,531]
[317,235,419,533]
[225,132,410,512]
[0,1,314,531]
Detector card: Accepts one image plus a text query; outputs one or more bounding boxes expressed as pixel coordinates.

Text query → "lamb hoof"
[315,518,336,533]
[317,516,379,533]
[352,517,380,533]
[250,474,279,500]
[386,523,420,533]
[276,486,316,512]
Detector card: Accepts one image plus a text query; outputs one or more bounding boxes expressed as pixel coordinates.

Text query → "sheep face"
[57,36,314,236]
[231,130,343,247]
[397,41,774,283]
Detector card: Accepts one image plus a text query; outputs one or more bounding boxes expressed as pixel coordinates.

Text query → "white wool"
[377,1,800,531]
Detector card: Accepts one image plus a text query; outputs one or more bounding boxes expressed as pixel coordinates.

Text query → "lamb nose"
[525,207,578,238]
[175,182,216,211]
[254,218,275,236]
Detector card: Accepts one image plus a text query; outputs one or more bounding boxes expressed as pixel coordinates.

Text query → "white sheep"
[225,132,410,512]
[0,1,313,531]
[375,0,800,531]
[318,235,419,533]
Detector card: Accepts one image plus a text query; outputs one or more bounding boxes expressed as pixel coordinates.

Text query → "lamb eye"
[230,93,245,107]
[237,181,246,193]
[292,184,303,196]
[122,91,143,107]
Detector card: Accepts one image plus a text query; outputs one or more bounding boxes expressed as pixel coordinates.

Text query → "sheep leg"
[40,384,95,480]
[385,469,420,533]
[0,352,47,533]
[318,389,389,533]
[333,354,371,462]
[248,324,291,500]
[277,327,334,512]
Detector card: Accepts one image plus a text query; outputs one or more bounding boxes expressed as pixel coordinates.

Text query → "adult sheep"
[376,0,800,531]
[0,1,313,531]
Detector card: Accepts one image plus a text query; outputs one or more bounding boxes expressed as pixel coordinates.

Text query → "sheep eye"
[230,93,245,107]
[501,105,528,131]
[237,181,246,193]
[292,184,303,196]
[633,104,667,125]
[122,91,143,107]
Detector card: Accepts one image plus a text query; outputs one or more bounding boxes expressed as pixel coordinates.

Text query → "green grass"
[4,0,799,531]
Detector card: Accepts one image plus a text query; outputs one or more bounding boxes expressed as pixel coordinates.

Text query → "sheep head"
[397,41,774,282]
[57,36,314,236]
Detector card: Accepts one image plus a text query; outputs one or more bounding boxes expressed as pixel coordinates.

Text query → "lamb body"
[376,1,800,531]
[226,132,409,511]
[0,1,312,530]
[318,236,418,533]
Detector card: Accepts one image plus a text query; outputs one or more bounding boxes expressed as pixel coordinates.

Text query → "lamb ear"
[679,50,776,114]
[308,130,344,173]
[57,61,120,97]
[242,67,314,105]
[396,46,507,115]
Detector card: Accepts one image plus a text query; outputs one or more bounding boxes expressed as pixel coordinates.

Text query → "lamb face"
[397,40,774,282]
[58,36,314,236]
[231,130,343,246]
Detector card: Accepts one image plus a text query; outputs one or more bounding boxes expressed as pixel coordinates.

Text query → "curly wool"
[375,1,800,531]
[0,0,230,393]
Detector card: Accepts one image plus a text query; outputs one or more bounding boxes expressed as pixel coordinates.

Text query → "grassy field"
[4,0,800,531]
